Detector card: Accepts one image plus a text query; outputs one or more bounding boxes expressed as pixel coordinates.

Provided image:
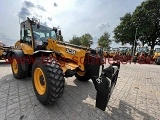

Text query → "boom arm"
[46,39,88,72]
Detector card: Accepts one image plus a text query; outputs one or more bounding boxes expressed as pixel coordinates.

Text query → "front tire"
[32,57,65,106]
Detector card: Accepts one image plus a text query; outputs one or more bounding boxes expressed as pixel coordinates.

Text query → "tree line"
[68,32,111,49]
[113,0,160,51]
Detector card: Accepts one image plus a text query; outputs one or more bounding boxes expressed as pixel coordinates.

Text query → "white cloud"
[96,23,110,30]
[0,0,145,47]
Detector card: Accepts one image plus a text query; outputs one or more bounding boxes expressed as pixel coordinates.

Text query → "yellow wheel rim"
[77,71,85,76]
[12,59,18,74]
[34,68,46,95]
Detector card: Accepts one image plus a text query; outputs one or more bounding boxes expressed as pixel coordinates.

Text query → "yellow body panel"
[126,51,131,55]
[109,53,114,57]
[0,45,4,56]
[109,52,117,57]
[103,51,108,57]
[0,49,3,56]
[47,39,87,71]
[12,38,88,73]
[21,43,33,55]
[60,62,79,73]
[14,40,33,55]
[0,51,4,56]
[153,52,160,59]
[15,41,21,48]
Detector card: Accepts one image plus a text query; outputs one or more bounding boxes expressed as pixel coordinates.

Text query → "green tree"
[69,35,81,45]
[113,13,136,45]
[98,32,111,49]
[113,13,136,53]
[80,33,93,47]
[132,0,160,49]
[113,0,160,50]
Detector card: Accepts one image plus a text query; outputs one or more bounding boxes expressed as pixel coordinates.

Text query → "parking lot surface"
[0,60,160,120]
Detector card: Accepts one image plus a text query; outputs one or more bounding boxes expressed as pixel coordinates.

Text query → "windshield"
[32,24,57,41]
[103,48,108,51]
[119,47,128,51]
[155,48,160,52]
[96,47,103,51]
[111,48,118,51]
[137,47,148,52]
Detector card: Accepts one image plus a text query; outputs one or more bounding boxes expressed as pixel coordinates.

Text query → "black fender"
[84,52,121,111]
[33,50,54,55]
[32,50,56,64]
[32,50,61,57]
[93,62,120,111]
[7,50,28,72]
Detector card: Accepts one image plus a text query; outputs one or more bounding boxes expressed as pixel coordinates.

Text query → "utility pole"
[133,28,138,55]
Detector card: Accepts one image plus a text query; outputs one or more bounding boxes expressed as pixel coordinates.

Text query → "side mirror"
[20,30,22,36]
[37,23,40,29]
[53,27,57,33]
[59,30,61,35]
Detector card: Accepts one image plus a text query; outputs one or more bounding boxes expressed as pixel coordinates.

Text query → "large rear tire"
[11,54,27,79]
[32,57,65,106]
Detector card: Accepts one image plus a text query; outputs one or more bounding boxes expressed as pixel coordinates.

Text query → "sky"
[0,0,145,49]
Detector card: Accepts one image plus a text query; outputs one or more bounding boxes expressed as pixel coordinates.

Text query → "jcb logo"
[66,48,76,55]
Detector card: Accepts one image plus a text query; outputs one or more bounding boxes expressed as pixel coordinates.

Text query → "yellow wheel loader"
[95,46,109,58]
[103,48,109,58]
[7,18,120,111]
[109,48,119,58]
[153,48,160,65]
[0,41,11,60]
[132,47,151,64]
[115,47,132,62]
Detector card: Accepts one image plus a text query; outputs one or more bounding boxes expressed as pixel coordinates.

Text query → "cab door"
[19,21,33,55]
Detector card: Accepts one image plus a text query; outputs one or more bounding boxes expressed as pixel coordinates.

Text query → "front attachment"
[94,62,120,111]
